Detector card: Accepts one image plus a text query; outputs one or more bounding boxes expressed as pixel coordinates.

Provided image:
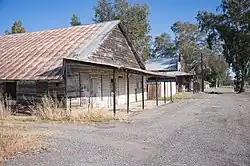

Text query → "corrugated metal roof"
[145,57,180,71]
[64,58,172,77]
[159,71,193,77]
[0,20,120,80]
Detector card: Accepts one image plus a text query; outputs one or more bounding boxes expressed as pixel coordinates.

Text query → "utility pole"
[201,52,204,92]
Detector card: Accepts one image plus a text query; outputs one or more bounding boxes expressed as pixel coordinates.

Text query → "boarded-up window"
[36,81,48,97]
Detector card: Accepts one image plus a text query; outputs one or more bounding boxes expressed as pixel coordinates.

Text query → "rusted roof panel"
[0,21,120,80]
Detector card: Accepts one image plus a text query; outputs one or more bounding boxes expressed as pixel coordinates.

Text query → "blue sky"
[0,0,220,37]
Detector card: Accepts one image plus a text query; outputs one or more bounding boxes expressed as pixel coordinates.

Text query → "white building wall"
[67,71,148,110]
[160,81,177,98]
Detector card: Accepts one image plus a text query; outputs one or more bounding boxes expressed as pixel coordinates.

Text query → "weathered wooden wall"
[0,81,4,96]
[88,25,141,69]
[0,80,65,102]
[66,62,147,110]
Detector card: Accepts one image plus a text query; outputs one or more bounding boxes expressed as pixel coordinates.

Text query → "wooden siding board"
[15,80,65,101]
[89,26,141,69]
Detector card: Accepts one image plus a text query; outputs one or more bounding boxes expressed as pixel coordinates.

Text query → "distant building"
[145,56,193,98]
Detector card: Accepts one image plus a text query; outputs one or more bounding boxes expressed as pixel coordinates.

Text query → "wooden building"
[145,57,193,98]
[0,20,171,114]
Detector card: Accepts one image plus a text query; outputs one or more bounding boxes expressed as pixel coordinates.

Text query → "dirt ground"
[5,87,250,166]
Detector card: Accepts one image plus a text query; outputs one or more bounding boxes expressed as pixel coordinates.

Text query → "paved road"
[6,88,250,166]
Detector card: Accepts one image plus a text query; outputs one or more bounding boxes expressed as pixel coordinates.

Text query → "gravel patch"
[5,88,250,166]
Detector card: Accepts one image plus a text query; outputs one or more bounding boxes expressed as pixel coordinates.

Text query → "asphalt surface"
[5,88,250,166]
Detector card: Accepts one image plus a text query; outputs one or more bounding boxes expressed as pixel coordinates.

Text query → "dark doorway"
[5,82,17,99]
[36,81,48,97]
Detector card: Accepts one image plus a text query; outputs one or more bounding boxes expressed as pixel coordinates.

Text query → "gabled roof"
[145,57,180,71]
[0,20,144,80]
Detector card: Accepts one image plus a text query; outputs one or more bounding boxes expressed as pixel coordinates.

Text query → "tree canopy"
[93,0,114,23]
[171,21,205,73]
[167,21,228,87]
[93,0,151,61]
[152,33,176,58]
[5,20,26,35]
[70,13,81,26]
[197,0,250,92]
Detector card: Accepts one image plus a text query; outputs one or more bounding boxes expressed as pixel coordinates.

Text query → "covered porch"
[64,58,174,116]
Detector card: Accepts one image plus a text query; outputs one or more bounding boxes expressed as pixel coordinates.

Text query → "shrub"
[36,95,70,121]
[36,95,113,123]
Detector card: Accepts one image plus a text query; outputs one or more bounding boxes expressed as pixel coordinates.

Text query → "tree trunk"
[238,65,246,93]
[215,78,218,89]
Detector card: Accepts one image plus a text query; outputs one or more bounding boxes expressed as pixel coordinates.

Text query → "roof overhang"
[64,58,172,78]
[159,71,193,77]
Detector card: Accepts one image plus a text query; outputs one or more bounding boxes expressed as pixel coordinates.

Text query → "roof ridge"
[3,20,121,38]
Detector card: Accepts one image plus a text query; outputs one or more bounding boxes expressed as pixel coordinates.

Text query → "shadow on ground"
[205,91,224,94]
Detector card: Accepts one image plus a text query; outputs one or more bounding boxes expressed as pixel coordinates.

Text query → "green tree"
[70,13,81,26]
[4,29,10,35]
[152,33,176,58]
[93,0,151,61]
[93,0,114,23]
[171,21,205,73]
[205,53,228,87]
[4,20,26,35]
[11,20,26,34]
[171,21,228,86]
[197,0,250,92]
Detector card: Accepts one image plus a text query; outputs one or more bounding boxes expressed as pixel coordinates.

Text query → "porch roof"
[64,58,174,78]
[158,71,193,77]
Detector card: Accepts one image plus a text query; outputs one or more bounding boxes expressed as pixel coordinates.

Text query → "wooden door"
[147,84,161,100]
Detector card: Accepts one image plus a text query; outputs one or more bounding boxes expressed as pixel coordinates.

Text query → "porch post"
[193,73,195,94]
[101,74,103,101]
[141,75,145,109]
[79,72,82,106]
[64,60,68,111]
[155,78,158,106]
[170,81,173,102]
[126,71,129,113]
[164,80,166,104]
[113,69,116,116]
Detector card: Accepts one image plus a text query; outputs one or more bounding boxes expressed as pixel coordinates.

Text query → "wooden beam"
[126,71,129,113]
[170,81,173,102]
[113,69,116,116]
[156,78,158,106]
[69,97,72,112]
[101,74,103,101]
[141,75,145,109]
[64,60,68,110]
[135,88,137,102]
[79,72,82,106]
[164,81,166,104]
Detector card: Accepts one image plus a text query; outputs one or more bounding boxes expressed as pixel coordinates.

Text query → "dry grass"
[159,92,194,101]
[0,96,43,165]
[114,112,132,123]
[36,95,113,123]
[36,95,70,121]
[172,92,194,99]
[0,96,11,120]
[71,109,114,123]
[0,95,114,165]
[0,122,42,165]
